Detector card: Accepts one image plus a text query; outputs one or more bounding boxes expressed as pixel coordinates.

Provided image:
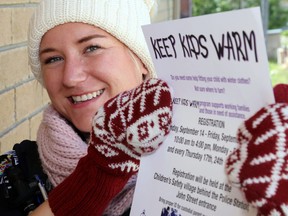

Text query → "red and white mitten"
[226,84,288,216]
[91,78,173,173]
[48,78,173,216]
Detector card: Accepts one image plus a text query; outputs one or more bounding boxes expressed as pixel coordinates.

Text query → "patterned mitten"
[226,84,288,216]
[274,84,288,103]
[48,78,173,216]
[90,78,173,173]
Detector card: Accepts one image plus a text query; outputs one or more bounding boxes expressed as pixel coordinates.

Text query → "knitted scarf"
[37,105,137,215]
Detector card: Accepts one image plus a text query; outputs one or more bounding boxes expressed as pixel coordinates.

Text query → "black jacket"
[0,140,50,216]
[0,140,131,216]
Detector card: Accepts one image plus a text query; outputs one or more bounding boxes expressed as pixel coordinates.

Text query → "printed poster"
[131,7,275,216]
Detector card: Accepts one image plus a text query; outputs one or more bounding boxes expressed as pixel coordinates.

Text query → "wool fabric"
[274,84,288,103]
[37,105,137,215]
[90,78,173,174]
[48,78,173,215]
[28,0,157,85]
[226,84,288,215]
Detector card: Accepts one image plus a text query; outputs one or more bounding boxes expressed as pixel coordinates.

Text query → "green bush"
[281,30,288,37]
[269,60,288,86]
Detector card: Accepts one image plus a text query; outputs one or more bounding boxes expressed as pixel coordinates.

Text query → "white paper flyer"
[130,7,275,216]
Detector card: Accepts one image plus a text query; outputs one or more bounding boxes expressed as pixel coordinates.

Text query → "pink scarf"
[37,105,136,215]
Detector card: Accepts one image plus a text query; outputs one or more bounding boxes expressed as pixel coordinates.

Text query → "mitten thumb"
[273,83,288,103]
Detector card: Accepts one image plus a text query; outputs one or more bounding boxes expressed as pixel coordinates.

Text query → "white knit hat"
[28,0,157,85]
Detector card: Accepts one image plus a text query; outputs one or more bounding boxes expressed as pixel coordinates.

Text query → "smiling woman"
[21,0,174,216]
[39,23,148,132]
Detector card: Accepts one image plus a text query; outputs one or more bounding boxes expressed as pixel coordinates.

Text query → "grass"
[269,59,288,86]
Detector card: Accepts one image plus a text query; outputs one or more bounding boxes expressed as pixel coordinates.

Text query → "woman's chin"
[72,119,93,133]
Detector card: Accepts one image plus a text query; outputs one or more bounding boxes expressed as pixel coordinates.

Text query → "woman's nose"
[62,58,87,87]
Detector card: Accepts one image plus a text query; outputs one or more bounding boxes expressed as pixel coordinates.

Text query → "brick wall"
[0,0,49,153]
[0,0,180,154]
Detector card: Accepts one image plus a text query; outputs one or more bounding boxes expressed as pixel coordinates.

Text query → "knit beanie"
[28,0,157,85]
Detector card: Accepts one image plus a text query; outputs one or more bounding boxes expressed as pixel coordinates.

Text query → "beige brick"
[0,0,39,3]
[0,90,15,132]
[0,47,30,90]
[16,80,43,120]
[0,8,12,46]
[42,88,51,105]
[12,7,35,43]
[0,121,30,154]
[30,111,43,140]
[0,139,14,154]
[0,1,30,3]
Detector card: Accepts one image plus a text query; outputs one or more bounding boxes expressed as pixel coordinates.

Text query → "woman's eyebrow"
[77,34,106,43]
[39,47,57,56]
[39,34,106,56]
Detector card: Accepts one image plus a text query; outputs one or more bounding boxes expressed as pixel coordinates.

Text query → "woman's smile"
[70,89,104,104]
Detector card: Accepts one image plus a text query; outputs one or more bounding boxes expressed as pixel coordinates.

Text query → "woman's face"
[40,23,148,132]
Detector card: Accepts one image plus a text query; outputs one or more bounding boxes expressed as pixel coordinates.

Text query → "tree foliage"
[192,0,288,29]
[268,0,288,29]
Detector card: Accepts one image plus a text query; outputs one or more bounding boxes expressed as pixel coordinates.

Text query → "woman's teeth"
[72,89,104,103]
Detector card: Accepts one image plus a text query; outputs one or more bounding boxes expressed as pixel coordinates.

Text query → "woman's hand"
[226,84,288,215]
[29,200,54,216]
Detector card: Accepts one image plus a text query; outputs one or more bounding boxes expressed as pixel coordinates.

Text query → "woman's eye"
[44,56,63,64]
[86,45,100,53]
